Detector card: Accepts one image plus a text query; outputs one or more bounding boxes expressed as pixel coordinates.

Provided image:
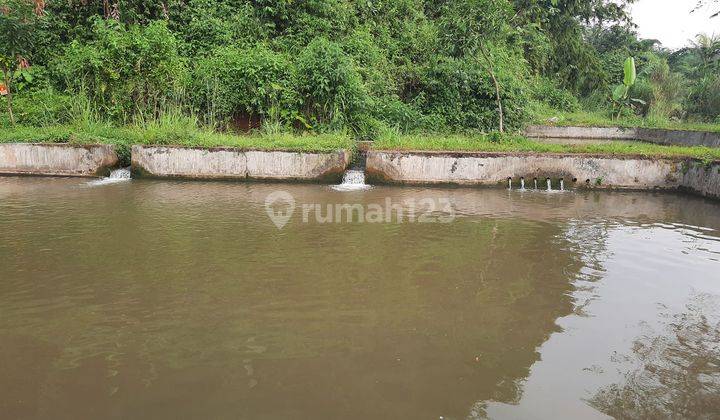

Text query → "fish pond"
[1,177,719,419]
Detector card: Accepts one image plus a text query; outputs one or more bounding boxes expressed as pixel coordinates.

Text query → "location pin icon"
[265,190,295,230]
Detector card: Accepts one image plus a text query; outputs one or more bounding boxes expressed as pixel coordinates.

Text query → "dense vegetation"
[1,0,719,140]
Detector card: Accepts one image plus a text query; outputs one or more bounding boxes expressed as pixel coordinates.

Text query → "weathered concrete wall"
[525,125,720,148]
[366,151,720,199]
[636,128,720,148]
[131,145,350,182]
[525,125,638,140]
[681,161,720,199]
[0,143,119,177]
[367,151,682,189]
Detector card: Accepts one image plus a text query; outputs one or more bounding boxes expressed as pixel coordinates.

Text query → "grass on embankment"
[0,123,355,165]
[531,110,720,133]
[372,133,720,162]
[2,123,719,165]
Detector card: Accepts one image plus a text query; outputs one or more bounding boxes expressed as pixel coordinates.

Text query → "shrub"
[687,75,720,121]
[635,55,686,120]
[629,79,653,116]
[294,37,370,132]
[341,28,395,97]
[175,0,266,56]
[194,45,297,126]
[533,78,580,112]
[373,96,439,132]
[53,19,188,122]
[413,52,530,131]
[0,88,75,127]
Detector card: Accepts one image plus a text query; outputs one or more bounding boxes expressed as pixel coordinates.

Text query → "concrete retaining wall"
[0,143,119,177]
[525,125,720,148]
[637,128,720,148]
[366,151,720,199]
[681,161,720,199]
[525,125,638,140]
[131,145,350,182]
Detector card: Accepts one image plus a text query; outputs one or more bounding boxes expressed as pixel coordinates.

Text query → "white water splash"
[332,170,371,191]
[87,167,131,186]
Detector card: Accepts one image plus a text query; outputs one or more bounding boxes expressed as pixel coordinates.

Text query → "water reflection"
[589,294,720,419]
[0,178,719,419]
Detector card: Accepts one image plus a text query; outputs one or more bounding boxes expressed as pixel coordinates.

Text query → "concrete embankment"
[366,150,720,199]
[131,145,350,182]
[0,143,119,177]
[681,161,720,198]
[525,125,720,148]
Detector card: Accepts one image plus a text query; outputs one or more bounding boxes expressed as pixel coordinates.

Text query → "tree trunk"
[479,45,504,133]
[2,66,14,125]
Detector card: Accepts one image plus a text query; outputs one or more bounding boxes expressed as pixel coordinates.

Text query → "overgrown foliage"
[1,0,718,137]
[54,19,187,122]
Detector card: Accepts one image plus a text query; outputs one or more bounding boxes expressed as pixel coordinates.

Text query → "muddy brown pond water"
[1,177,719,419]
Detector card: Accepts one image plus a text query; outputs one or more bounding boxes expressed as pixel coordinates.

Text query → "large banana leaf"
[623,57,636,87]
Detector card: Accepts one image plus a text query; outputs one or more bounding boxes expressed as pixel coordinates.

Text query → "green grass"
[372,132,720,162]
[2,121,719,166]
[531,110,720,133]
[0,122,355,164]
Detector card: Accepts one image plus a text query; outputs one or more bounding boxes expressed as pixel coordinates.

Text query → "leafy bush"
[174,0,266,56]
[436,0,512,56]
[0,88,74,127]
[341,28,395,97]
[294,37,370,131]
[53,19,188,122]
[413,51,530,131]
[373,96,440,132]
[633,54,686,120]
[629,79,653,116]
[194,45,297,126]
[533,78,580,112]
[517,23,553,75]
[687,75,720,121]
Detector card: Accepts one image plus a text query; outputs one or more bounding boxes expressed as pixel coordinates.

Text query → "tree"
[0,0,41,124]
[512,0,638,94]
[690,33,720,72]
[694,0,719,18]
[438,0,513,132]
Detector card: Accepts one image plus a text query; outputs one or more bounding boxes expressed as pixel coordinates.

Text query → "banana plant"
[611,57,646,119]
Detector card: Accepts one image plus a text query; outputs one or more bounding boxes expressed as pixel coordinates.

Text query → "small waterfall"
[560,178,565,191]
[332,169,371,191]
[508,178,512,190]
[520,177,525,190]
[546,178,552,191]
[534,178,538,189]
[87,167,131,186]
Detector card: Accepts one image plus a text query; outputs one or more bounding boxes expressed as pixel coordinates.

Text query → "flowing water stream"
[331,169,371,191]
[1,177,719,419]
[86,167,131,186]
